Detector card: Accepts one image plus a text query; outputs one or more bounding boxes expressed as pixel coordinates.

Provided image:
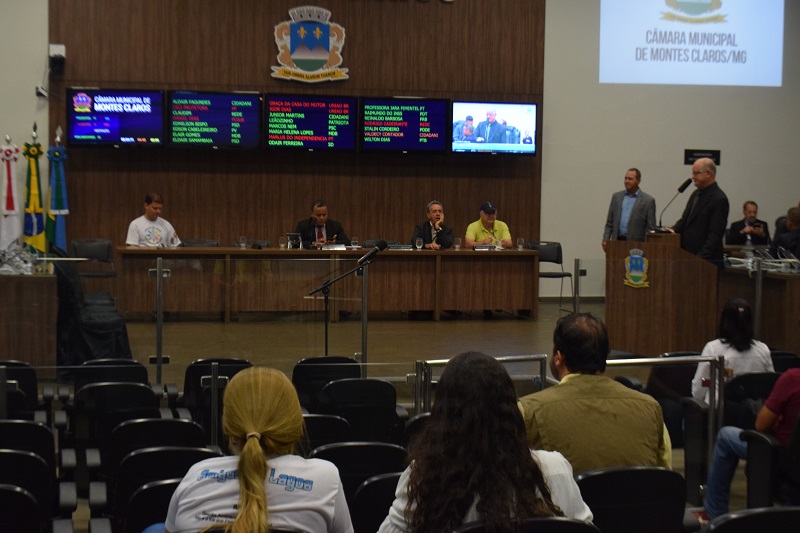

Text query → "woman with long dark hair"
[378,352,592,532]
[691,297,774,403]
[164,367,353,533]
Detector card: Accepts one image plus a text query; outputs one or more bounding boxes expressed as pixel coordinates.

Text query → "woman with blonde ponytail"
[164,367,353,533]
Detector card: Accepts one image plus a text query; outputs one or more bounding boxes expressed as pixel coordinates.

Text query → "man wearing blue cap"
[464,201,512,249]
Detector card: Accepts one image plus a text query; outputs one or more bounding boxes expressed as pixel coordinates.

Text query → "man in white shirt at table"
[126,193,181,248]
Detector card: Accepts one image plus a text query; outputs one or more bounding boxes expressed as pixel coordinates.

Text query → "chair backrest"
[770,350,800,373]
[0,420,58,478]
[526,241,563,264]
[106,418,207,478]
[645,351,701,400]
[291,356,361,411]
[0,450,56,515]
[319,378,404,443]
[73,358,147,393]
[182,358,252,409]
[0,484,45,532]
[0,360,40,412]
[724,372,780,429]
[112,446,223,520]
[453,517,602,532]
[71,382,162,448]
[300,414,352,455]
[122,478,181,533]
[707,506,800,532]
[72,238,115,279]
[309,442,407,504]
[351,472,402,533]
[402,412,431,449]
[574,466,686,533]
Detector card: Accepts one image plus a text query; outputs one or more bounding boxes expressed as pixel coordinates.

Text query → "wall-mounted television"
[451,101,537,154]
[360,97,449,153]
[67,88,165,146]
[266,94,357,151]
[167,91,261,149]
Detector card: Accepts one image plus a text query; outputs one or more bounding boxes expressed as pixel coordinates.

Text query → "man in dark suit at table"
[474,108,506,144]
[668,158,729,268]
[410,200,454,250]
[601,167,656,252]
[770,207,800,259]
[725,200,770,245]
[295,200,350,249]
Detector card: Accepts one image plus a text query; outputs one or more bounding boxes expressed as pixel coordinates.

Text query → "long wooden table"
[117,247,539,322]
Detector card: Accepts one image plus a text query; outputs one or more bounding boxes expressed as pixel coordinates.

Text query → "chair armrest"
[150,382,166,398]
[58,481,78,515]
[160,407,175,419]
[53,518,75,533]
[34,409,48,424]
[88,481,108,517]
[165,382,179,408]
[88,518,113,533]
[61,447,77,476]
[174,407,193,421]
[741,429,781,508]
[53,409,68,431]
[85,447,102,473]
[396,404,409,421]
[57,384,71,403]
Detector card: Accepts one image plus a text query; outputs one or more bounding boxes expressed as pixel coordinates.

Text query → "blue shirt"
[619,190,639,238]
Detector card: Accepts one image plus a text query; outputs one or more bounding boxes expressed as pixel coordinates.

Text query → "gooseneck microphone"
[357,240,388,265]
[658,178,693,228]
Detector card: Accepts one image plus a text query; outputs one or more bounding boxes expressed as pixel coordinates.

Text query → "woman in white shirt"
[692,298,774,404]
[378,352,592,533]
[164,367,353,533]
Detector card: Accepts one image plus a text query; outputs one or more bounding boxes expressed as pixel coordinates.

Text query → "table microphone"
[657,178,693,230]
[357,240,388,265]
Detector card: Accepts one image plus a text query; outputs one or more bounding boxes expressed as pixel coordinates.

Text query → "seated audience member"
[126,193,181,248]
[378,352,592,532]
[499,118,521,144]
[726,200,770,245]
[772,199,800,243]
[453,122,477,142]
[518,313,671,475]
[410,200,454,250]
[702,368,800,521]
[452,115,474,140]
[163,367,352,533]
[295,199,350,249]
[464,201,512,249]
[770,206,800,258]
[691,298,774,404]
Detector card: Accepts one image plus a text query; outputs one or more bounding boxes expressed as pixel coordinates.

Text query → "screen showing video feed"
[67,88,164,146]
[451,102,537,154]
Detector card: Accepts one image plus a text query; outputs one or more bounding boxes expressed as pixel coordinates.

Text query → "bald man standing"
[669,158,729,268]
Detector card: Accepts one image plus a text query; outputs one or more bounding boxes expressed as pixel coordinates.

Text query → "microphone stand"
[309,257,374,366]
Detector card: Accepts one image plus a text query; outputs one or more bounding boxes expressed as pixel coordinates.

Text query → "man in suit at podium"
[601,168,656,252]
[295,200,350,248]
[669,158,729,268]
[725,200,770,245]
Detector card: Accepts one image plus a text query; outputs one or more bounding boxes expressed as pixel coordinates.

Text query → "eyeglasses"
[691,171,705,175]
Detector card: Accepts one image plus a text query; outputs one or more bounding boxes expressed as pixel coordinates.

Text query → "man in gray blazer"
[602,168,657,252]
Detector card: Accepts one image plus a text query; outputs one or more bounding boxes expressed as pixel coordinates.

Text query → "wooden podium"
[604,234,718,357]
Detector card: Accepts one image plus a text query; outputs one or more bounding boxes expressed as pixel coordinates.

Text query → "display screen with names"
[361,98,449,152]
[266,95,357,150]
[168,91,261,148]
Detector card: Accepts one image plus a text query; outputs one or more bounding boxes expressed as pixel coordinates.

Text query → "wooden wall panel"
[48,0,545,257]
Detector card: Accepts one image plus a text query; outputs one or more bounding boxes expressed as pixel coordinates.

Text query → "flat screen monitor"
[266,94,357,150]
[67,88,164,146]
[167,91,261,149]
[451,101,537,154]
[360,97,449,153]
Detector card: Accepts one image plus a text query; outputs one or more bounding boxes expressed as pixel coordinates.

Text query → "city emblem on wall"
[272,6,349,83]
[662,0,726,23]
[624,248,650,288]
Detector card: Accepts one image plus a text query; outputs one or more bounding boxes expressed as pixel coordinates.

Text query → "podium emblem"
[624,248,650,288]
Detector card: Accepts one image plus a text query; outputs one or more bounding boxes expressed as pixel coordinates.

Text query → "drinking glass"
[415,238,423,251]
[238,236,247,249]
[494,238,503,250]
[517,237,525,250]
[351,237,359,249]
[278,236,287,250]
[453,238,461,251]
